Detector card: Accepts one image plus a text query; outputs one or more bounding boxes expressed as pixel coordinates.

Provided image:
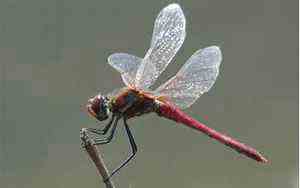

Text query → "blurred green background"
[0,0,298,187]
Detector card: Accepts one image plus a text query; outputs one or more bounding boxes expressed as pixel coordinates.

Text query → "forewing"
[108,53,142,87]
[155,46,222,109]
[135,4,186,89]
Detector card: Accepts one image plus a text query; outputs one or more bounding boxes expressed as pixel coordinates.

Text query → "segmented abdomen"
[157,101,267,163]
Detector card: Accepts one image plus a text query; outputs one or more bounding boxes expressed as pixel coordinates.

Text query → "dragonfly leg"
[87,115,115,136]
[104,118,137,182]
[93,117,120,145]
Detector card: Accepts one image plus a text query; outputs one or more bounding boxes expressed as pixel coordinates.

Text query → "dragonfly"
[85,3,267,181]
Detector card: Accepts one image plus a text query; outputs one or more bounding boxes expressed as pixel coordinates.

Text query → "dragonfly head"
[87,94,110,121]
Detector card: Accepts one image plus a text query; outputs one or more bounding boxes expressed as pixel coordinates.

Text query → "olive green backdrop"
[0,0,298,187]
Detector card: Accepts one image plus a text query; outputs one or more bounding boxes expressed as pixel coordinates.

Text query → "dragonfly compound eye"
[87,95,110,121]
[94,96,110,121]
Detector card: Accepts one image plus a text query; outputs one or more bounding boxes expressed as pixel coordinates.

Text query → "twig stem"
[80,128,115,188]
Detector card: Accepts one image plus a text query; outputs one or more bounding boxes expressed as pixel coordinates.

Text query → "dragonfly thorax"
[108,88,160,119]
[87,94,111,121]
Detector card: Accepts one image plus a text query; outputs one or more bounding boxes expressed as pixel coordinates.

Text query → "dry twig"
[80,128,115,188]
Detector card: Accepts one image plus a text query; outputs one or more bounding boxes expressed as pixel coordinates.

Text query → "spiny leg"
[93,117,120,145]
[87,115,115,136]
[104,118,137,182]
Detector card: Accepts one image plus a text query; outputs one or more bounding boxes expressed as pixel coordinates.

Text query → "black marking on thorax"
[113,89,157,119]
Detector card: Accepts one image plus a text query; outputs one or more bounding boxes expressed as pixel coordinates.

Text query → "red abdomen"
[157,101,268,163]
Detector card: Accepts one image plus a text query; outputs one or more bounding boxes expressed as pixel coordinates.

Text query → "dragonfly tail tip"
[257,153,268,163]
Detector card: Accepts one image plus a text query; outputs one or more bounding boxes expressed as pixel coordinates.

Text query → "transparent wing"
[135,4,186,89]
[108,53,142,87]
[155,46,222,109]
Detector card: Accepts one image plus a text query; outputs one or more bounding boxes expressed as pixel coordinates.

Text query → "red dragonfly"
[86,3,267,180]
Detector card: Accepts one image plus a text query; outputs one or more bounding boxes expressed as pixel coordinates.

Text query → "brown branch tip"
[80,128,115,188]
